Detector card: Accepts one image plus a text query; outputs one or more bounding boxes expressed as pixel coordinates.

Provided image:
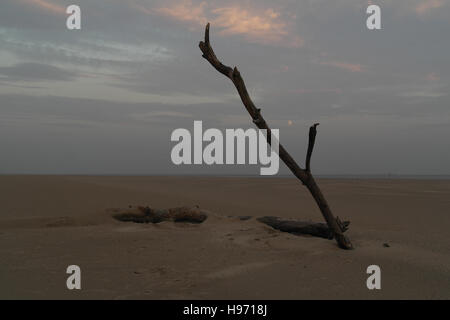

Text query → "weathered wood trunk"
[258,216,336,239]
[304,174,352,248]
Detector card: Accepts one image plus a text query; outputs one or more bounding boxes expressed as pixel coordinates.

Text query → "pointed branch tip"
[205,23,210,44]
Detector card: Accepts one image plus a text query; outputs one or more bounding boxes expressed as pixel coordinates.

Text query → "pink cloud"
[319,61,365,73]
[426,72,440,81]
[290,88,342,95]
[153,0,208,26]
[416,0,446,15]
[149,1,303,47]
[211,7,302,47]
[22,0,65,14]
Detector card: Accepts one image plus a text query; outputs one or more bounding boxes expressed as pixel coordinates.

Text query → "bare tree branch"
[306,123,319,172]
[199,23,353,250]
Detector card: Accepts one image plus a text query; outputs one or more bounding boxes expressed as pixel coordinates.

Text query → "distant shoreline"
[1,173,450,180]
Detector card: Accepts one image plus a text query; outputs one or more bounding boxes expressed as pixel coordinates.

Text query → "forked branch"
[199,23,353,250]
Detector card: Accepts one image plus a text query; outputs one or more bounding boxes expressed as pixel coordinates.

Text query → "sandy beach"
[0,175,449,299]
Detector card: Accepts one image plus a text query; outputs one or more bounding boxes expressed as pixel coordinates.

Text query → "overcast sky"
[0,0,449,175]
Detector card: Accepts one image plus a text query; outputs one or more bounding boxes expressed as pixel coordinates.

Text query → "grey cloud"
[0,62,77,82]
[0,28,173,71]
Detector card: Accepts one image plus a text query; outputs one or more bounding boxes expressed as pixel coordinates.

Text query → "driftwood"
[199,23,353,249]
[258,216,350,239]
[112,206,207,224]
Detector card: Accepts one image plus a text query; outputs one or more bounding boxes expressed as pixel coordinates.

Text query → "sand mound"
[111,205,208,224]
